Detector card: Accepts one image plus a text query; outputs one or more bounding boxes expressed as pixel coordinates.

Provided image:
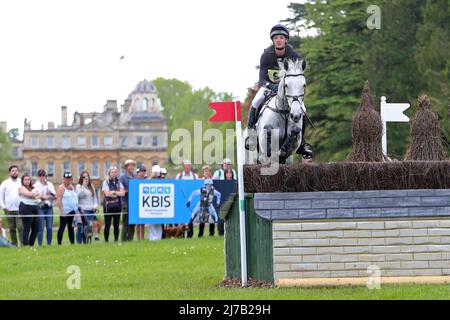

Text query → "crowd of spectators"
[0,159,236,247]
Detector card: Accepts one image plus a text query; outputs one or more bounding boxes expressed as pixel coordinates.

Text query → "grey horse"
[245,58,307,165]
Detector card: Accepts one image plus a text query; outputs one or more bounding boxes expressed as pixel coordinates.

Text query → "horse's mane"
[278,58,303,79]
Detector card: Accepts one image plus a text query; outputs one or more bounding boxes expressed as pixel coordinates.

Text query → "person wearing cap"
[56,172,79,245]
[119,159,136,242]
[159,168,167,179]
[135,165,147,241]
[213,159,237,180]
[175,160,198,180]
[245,24,313,159]
[33,169,56,246]
[151,165,161,179]
[136,165,147,179]
[148,165,165,241]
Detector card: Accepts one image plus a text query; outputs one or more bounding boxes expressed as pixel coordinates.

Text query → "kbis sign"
[139,183,175,219]
[129,180,236,224]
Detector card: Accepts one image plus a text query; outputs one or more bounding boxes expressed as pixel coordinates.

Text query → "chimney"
[61,106,68,127]
[48,122,55,129]
[104,100,118,114]
[0,121,6,132]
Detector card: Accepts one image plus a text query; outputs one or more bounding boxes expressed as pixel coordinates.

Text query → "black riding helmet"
[270,24,289,40]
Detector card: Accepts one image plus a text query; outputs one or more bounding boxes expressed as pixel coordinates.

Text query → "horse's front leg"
[278,121,302,162]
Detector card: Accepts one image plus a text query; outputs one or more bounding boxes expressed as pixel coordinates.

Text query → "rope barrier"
[0,212,123,218]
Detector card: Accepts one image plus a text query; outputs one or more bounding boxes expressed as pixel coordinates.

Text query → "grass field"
[2,235,450,300]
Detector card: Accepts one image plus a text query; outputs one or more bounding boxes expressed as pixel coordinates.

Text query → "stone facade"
[11,79,168,191]
[228,190,450,286]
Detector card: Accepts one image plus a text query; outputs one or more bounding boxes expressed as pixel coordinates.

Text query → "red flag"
[208,101,241,122]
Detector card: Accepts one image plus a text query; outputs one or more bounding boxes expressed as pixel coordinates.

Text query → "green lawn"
[1,236,450,300]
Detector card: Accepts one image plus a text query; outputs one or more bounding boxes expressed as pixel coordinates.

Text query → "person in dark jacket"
[246,24,313,158]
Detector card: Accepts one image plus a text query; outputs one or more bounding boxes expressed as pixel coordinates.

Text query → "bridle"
[284,73,305,102]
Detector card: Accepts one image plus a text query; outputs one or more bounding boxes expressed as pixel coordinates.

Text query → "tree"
[286,0,370,161]
[7,128,20,142]
[414,0,450,151]
[365,0,427,158]
[0,129,12,179]
[152,78,235,169]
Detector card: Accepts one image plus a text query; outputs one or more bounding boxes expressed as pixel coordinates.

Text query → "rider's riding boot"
[296,118,314,159]
[245,107,259,150]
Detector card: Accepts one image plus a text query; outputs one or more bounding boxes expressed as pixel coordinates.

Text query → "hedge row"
[244,161,450,193]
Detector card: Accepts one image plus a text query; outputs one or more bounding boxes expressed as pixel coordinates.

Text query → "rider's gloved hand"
[186,201,190,208]
[265,82,278,93]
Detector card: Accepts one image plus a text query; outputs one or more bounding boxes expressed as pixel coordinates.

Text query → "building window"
[91,136,99,147]
[47,136,54,148]
[63,161,71,173]
[12,147,19,158]
[142,98,149,111]
[120,136,128,148]
[92,161,99,178]
[78,161,85,176]
[47,162,54,177]
[31,162,38,176]
[152,136,159,148]
[63,136,71,149]
[105,161,112,176]
[104,136,112,147]
[136,136,143,146]
[78,136,86,147]
[31,136,39,148]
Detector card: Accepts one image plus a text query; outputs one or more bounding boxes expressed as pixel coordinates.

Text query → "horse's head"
[278,58,306,123]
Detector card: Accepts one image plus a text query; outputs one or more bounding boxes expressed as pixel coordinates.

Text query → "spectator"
[160,168,167,179]
[76,171,99,243]
[148,165,164,241]
[120,159,136,242]
[18,174,41,246]
[225,168,235,181]
[56,172,78,245]
[102,166,125,243]
[0,165,22,246]
[135,165,147,241]
[151,165,161,179]
[34,169,56,246]
[213,159,236,236]
[0,218,14,247]
[175,160,198,180]
[198,165,215,237]
[213,158,237,180]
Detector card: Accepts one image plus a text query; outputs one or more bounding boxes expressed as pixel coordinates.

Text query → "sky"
[0,0,294,133]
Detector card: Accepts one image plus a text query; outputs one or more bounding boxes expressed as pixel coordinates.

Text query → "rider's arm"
[214,190,221,206]
[258,50,271,86]
[187,189,200,203]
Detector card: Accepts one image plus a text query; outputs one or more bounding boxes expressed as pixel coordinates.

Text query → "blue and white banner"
[129,179,236,224]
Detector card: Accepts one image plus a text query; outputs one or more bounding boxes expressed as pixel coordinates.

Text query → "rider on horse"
[246,24,313,159]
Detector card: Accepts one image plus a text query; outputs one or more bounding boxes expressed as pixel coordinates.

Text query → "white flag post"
[234,100,248,287]
[380,96,410,155]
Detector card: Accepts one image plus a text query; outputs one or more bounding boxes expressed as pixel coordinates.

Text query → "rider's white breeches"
[251,87,273,109]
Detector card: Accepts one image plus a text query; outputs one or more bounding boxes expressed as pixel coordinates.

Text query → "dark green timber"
[224,194,274,282]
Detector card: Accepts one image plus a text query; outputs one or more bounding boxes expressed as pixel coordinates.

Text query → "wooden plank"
[276,276,450,287]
